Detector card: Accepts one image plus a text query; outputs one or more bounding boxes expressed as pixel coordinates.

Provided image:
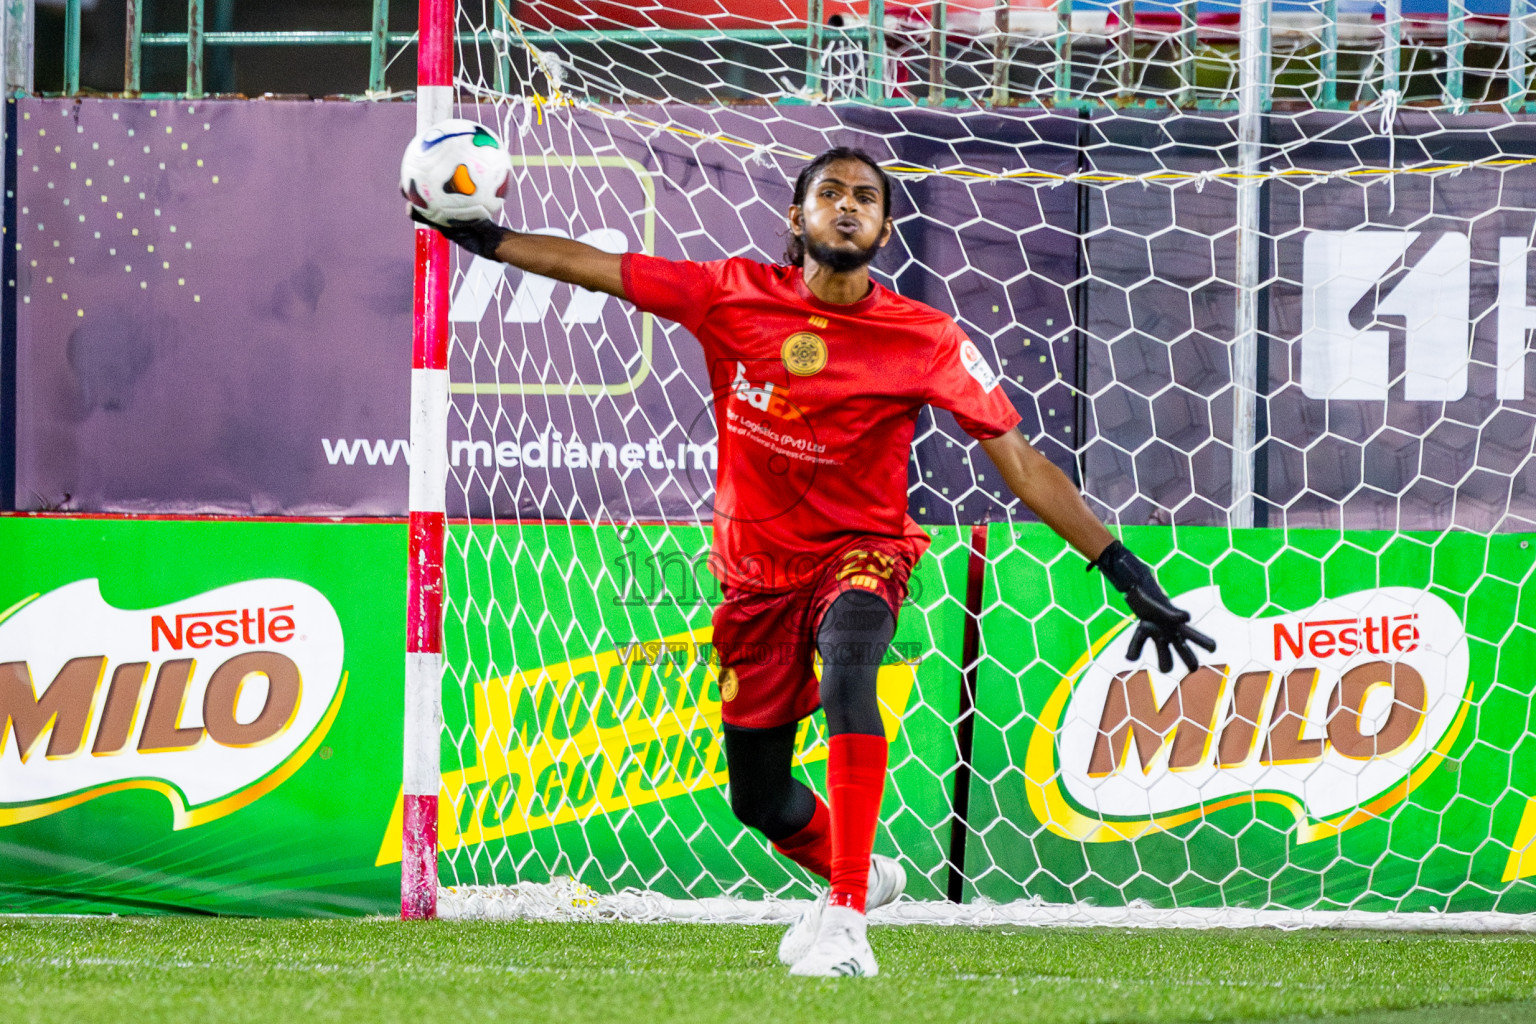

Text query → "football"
[400,118,511,224]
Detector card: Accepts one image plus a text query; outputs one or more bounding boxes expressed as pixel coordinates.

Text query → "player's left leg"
[722,721,831,879]
[713,583,833,879]
[789,587,906,977]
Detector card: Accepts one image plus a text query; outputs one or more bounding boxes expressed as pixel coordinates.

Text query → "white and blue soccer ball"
[400,118,511,224]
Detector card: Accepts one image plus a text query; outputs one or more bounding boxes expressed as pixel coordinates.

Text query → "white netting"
[428,0,1536,927]
[437,881,1536,931]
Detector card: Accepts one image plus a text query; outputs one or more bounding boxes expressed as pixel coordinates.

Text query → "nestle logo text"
[150,606,297,652]
[1273,614,1419,661]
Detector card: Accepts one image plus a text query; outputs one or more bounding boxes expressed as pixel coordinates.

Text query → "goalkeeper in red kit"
[413,147,1214,977]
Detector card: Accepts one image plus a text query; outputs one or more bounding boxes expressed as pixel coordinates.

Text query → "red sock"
[772,796,832,880]
[827,732,888,913]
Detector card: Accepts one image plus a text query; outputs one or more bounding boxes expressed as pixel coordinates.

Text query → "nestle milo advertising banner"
[0,517,406,915]
[966,523,1536,912]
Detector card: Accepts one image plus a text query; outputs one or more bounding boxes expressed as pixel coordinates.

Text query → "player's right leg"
[713,582,841,961]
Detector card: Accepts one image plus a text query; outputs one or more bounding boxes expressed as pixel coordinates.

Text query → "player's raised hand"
[1091,541,1216,674]
[405,207,625,297]
[408,207,509,260]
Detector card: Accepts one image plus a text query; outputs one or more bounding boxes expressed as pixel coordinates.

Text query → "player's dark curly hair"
[783,147,892,267]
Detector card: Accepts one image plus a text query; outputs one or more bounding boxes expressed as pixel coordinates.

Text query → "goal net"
[402,0,1536,927]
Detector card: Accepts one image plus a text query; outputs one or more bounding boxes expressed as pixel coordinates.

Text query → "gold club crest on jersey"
[781,332,827,376]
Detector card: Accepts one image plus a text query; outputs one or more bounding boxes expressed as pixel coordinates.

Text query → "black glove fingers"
[1125,623,1152,662]
[1181,624,1218,653]
[1155,638,1175,674]
[1174,639,1201,674]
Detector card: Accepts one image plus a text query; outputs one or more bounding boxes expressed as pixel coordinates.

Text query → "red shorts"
[711,537,918,730]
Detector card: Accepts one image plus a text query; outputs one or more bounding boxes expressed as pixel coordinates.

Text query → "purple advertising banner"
[13,98,1077,520]
[17,99,1536,533]
[16,99,416,515]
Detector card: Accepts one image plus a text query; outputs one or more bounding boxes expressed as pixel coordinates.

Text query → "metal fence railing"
[32,0,1536,110]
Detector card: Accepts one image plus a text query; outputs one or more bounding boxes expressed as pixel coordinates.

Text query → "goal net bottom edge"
[435,883,1536,932]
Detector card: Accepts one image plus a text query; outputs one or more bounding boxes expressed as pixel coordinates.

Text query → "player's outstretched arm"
[978,428,1216,673]
[977,428,1112,560]
[410,210,626,300]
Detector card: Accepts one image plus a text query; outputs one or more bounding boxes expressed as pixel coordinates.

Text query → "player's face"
[790,160,894,272]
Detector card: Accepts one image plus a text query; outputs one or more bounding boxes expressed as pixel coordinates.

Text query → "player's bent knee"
[722,721,815,840]
[728,785,766,831]
[728,785,803,840]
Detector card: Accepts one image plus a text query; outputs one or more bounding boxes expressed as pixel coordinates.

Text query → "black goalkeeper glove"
[1091,540,1216,674]
[407,206,509,261]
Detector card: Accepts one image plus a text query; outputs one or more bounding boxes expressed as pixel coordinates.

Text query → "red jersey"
[621,254,1022,591]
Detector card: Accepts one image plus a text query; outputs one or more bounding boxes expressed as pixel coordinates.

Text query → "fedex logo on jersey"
[1026,586,1470,844]
[1301,231,1536,402]
[730,362,802,422]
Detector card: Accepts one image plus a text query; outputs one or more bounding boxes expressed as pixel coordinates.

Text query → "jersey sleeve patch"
[958,338,1002,392]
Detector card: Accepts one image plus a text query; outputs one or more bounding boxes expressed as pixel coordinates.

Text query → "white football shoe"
[777,854,906,966]
[787,904,878,978]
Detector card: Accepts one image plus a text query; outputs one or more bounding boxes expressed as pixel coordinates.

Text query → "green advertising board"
[963,523,1536,914]
[0,517,406,916]
[402,523,973,902]
[13,516,1535,917]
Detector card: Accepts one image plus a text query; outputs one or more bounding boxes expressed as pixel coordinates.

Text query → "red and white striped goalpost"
[403,0,454,921]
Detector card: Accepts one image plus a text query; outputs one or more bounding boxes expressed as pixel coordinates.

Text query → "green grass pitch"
[5,917,1536,1023]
